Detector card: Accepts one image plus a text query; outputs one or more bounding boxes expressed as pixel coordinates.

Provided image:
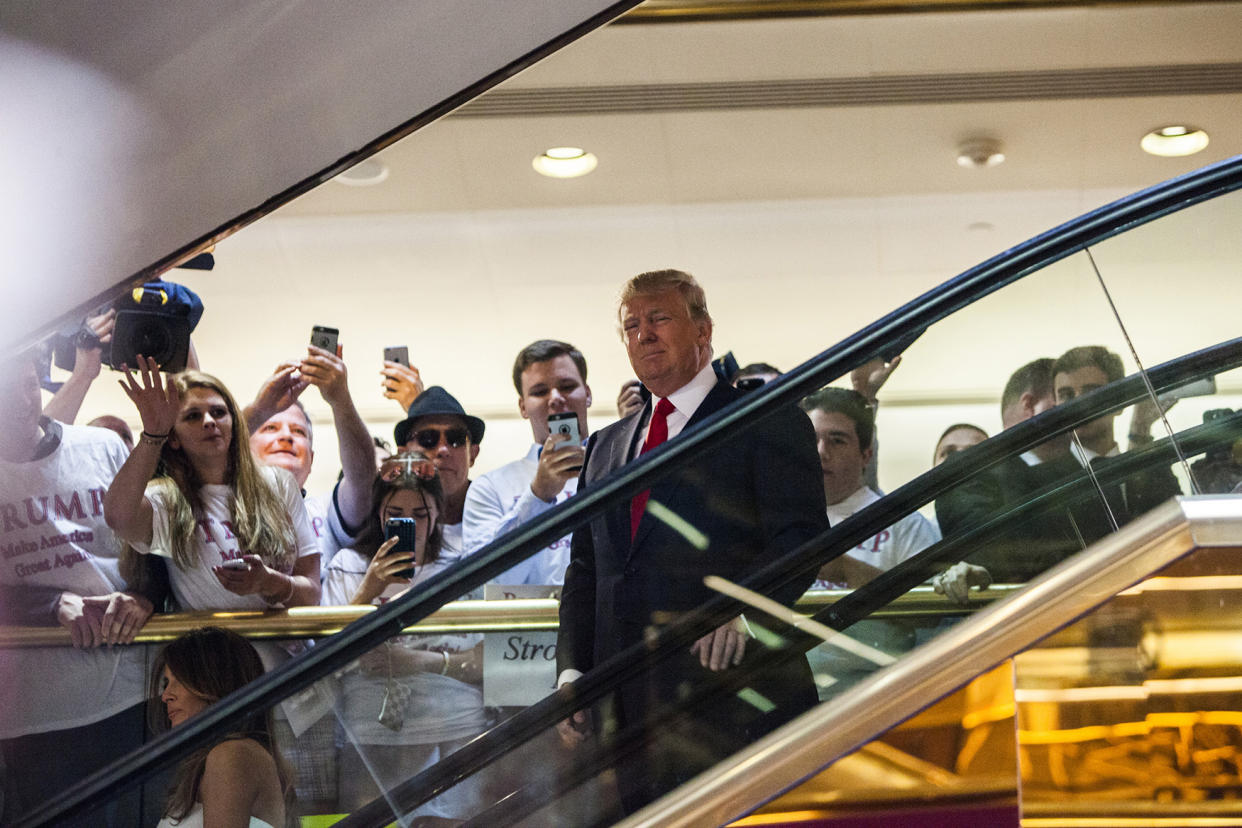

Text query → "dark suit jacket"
[935,449,1181,582]
[558,380,828,740]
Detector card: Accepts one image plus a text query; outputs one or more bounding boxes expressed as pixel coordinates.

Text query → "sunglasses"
[380,451,439,483]
[411,427,469,450]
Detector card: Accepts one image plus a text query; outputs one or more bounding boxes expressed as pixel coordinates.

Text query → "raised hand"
[302,345,351,408]
[616,379,644,418]
[117,354,180,436]
[851,355,901,403]
[380,361,424,412]
[249,361,309,426]
[75,308,117,380]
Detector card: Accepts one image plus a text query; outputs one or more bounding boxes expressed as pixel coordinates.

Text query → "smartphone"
[310,325,339,353]
[735,377,766,392]
[385,517,417,579]
[548,412,581,449]
[384,345,410,367]
[220,559,249,571]
[1158,376,1216,407]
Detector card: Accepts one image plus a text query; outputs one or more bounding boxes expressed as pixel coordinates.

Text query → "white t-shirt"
[814,486,941,589]
[304,488,354,574]
[133,465,320,612]
[463,444,575,586]
[0,423,146,738]
[322,547,486,746]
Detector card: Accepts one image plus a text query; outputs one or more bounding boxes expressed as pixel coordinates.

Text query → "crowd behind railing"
[1,267,1224,826]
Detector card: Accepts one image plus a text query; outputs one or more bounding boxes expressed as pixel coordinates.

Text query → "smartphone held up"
[385,517,417,579]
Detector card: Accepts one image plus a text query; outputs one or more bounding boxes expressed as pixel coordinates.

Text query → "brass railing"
[0,585,1020,647]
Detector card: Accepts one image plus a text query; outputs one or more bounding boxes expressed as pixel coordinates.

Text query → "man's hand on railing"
[931,562,992,605]
[690,616,748,671]
[56,590,153,648]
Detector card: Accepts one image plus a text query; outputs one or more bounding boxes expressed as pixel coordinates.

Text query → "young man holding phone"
[463,339,591,586]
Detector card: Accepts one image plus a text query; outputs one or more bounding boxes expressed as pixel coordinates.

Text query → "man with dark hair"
[1051,344,1180,517]
[394,386,485,561]
[557,269,828,810]
[464,339,591,584]
[732,361,781,389]
[800,388,940,588]
[936,356,1084,581]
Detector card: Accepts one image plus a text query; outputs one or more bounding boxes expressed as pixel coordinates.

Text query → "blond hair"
[617,269,712,326]
[153,371,297,573]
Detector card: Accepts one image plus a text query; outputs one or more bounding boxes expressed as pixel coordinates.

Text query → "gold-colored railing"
[0,585,1021,647]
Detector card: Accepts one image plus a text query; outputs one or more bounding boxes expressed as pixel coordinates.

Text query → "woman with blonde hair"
[152,626,290,828]
[105,356,321,615]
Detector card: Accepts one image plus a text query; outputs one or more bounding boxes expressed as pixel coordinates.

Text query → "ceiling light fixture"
[1140,125,1209,157]
[956,137,1005,169]
[333,157,389,187]
[532,147,597,179]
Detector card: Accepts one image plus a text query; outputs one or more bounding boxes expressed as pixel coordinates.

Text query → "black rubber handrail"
[334,337,1242,827]
[21,154,1242,826]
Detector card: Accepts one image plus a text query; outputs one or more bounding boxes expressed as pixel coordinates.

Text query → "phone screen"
[385,517,417,579]
[548,412,581,448]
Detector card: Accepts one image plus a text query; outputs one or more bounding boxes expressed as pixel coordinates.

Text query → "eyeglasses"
[411,427,469,450]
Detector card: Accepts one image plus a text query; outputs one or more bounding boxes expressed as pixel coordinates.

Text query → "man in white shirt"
[0,356,155,824]
[799,387,941,588]
[464,340,591,585]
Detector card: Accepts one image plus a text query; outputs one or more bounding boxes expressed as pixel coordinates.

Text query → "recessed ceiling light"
[333,157,389,187]
[956,138,1005,169]
[532,147,598,179]
[1141,125,1209,157]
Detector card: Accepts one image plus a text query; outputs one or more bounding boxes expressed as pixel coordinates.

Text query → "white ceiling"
[60,2,1242,497]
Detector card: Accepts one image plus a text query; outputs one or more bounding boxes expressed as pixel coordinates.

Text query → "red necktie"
[630,397,675,539]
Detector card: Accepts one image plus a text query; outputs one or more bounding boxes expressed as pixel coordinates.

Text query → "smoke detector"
[956,138,1005,169]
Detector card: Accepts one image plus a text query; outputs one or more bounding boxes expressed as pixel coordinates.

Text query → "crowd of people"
[0,269,1193,824]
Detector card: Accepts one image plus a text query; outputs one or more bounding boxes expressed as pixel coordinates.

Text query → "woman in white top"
[153,626,289,828]
[322,455,489,818]
[104,358,321,614]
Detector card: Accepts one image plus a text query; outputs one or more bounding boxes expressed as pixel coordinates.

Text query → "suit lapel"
[629,382,733,554]
[602,404,647,561]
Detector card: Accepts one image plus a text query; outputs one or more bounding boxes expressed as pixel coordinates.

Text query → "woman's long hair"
[353,460,444,564]
[153,371,296,573]
[149,627,292,822]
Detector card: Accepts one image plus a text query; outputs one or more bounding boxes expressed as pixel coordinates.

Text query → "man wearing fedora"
[394,386,486,559]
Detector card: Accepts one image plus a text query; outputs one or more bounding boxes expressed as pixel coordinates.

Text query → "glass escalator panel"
[8,159,1242,827]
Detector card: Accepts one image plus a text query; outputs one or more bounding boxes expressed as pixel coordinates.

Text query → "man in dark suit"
[937,350,1181,583]
[556,269,828,811]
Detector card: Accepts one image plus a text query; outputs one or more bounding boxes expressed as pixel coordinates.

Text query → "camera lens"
[133,322,172,361]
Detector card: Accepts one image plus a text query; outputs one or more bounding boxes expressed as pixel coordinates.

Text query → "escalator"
[10,154,1242,826]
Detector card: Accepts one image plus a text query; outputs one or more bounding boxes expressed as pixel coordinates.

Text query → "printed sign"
[482,584,561,707]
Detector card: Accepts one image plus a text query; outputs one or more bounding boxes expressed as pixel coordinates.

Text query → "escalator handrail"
[617,496,1242,828]
[341,397,1242,828]
[22,155,1242,826]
